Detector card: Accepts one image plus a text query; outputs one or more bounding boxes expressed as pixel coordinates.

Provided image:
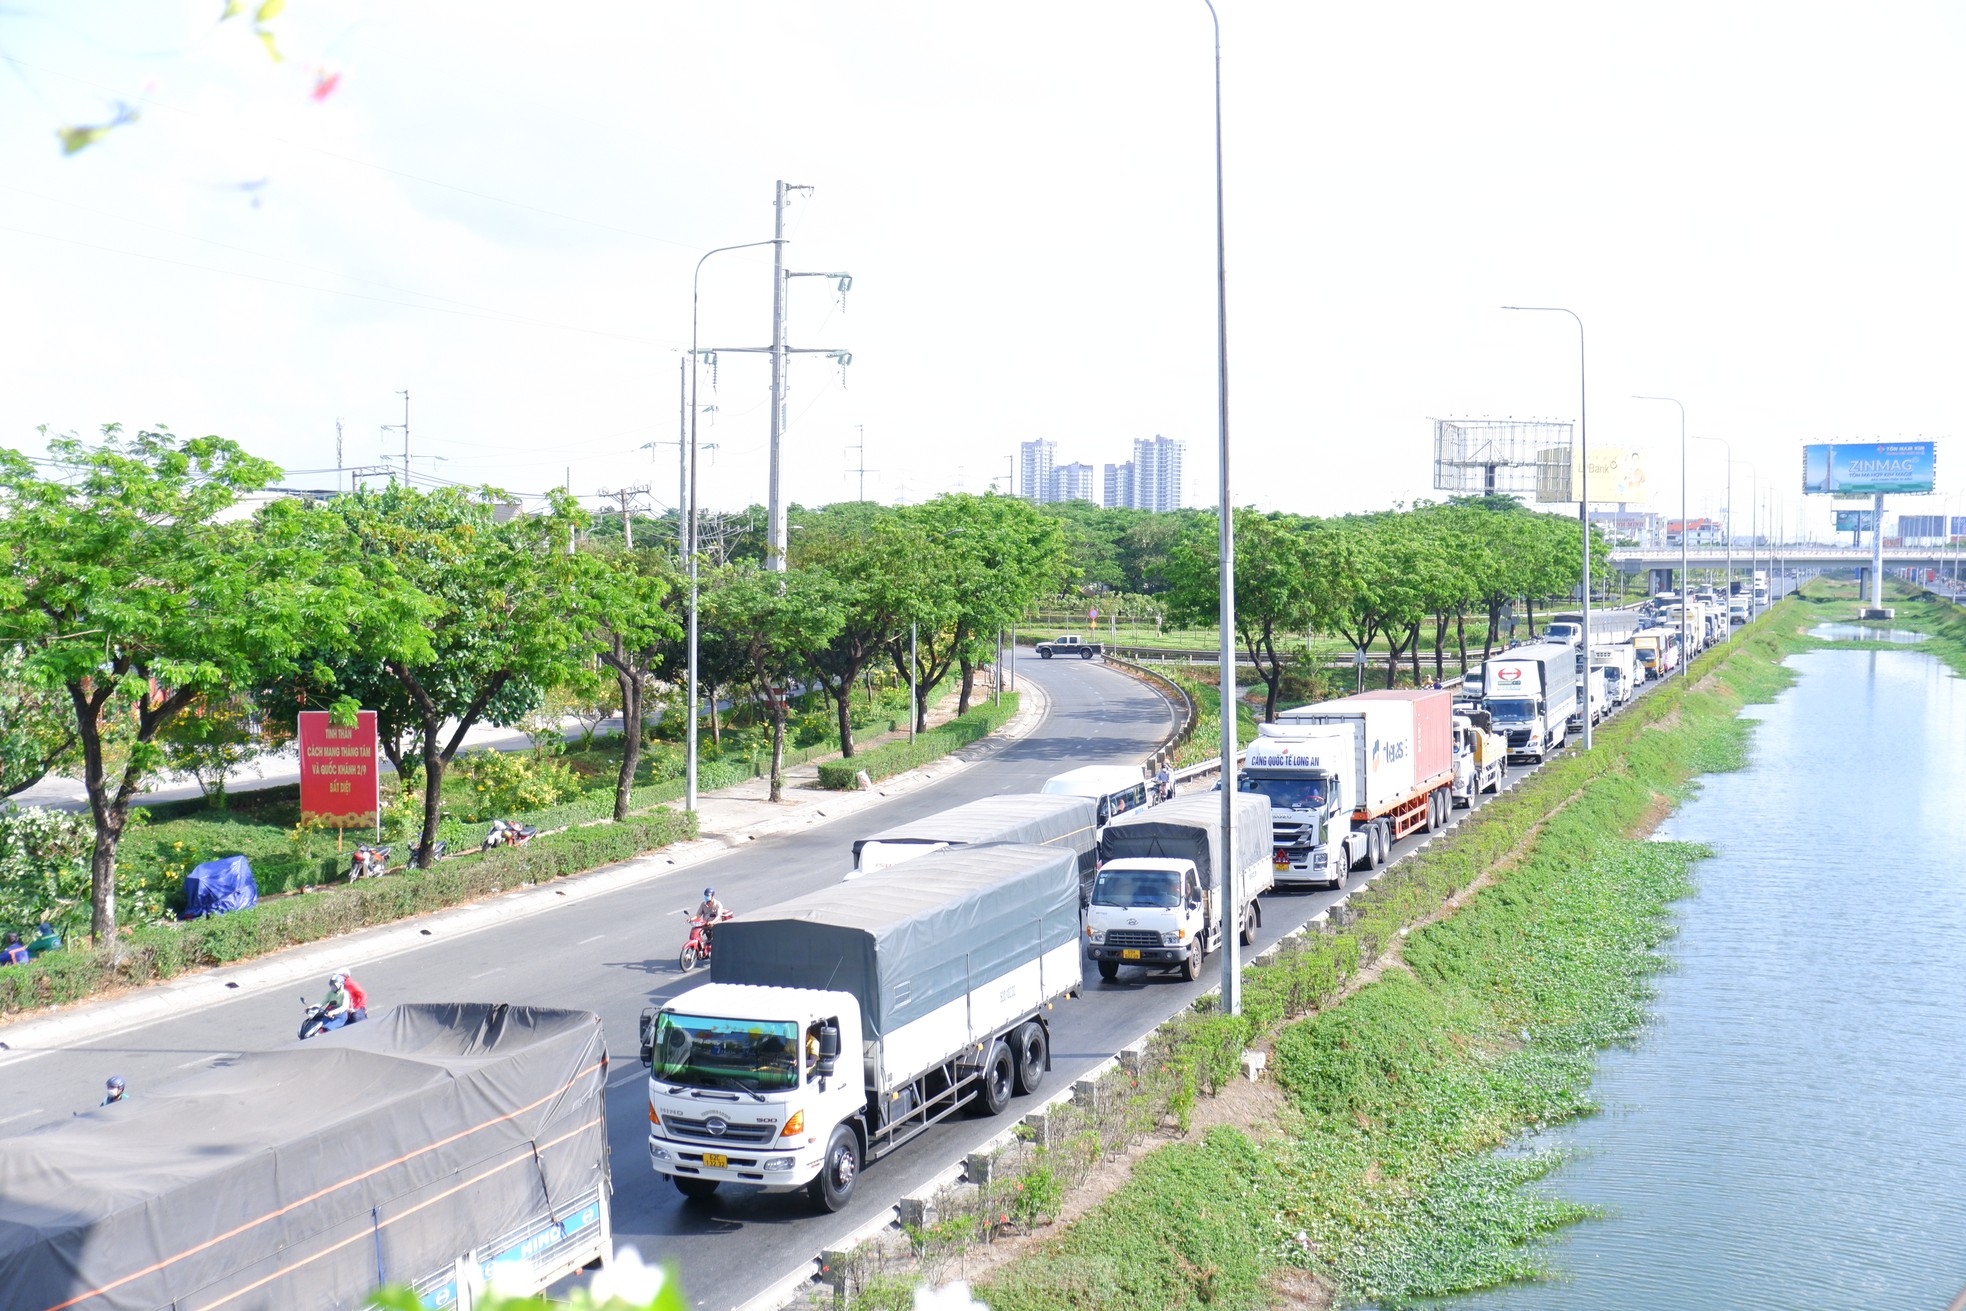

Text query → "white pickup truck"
[1035,634,1104,659]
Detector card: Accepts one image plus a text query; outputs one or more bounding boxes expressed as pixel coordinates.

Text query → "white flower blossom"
[913,1280,989,1311]
[589,1244,668,1306]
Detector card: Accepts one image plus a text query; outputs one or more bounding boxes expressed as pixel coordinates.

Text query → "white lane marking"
[577,934,606,945]
[607,1068,646,1089]
[0,1108,43,1126]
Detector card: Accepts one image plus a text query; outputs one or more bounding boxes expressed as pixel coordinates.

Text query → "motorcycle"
[677,910,733,973]
[481,819,538,853]
[298,996,357,1040]
[346,844,391,882]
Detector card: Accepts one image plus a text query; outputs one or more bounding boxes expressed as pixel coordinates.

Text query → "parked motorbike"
[346,844,391,882]
[677,910,733,973]
[481,819,538,852]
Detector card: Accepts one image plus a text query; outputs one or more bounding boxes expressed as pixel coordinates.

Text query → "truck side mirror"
[637,1010,656,1069]
[815,1023,841,1077]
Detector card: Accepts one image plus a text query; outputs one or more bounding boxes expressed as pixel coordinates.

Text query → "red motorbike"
[677,910,733,972]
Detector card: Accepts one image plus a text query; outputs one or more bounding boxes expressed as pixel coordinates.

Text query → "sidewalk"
[0,680,1051,1061]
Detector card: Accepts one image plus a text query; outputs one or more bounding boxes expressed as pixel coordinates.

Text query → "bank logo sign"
[1802,441,1937,496]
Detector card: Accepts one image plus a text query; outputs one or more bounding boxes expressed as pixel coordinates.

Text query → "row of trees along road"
[0,427,1070,944]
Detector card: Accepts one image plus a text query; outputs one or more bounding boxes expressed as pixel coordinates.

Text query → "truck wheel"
[973,1041,1015,1117]
[1370,824,1385,868]
[1080,648,1094,659]
[1097,960,1120,982]
[1040,649,1053,659]
[1181,941,1203,983]
[1239,901,1259,946]
[807,1126,860,1212]
[674,1176,720,1201]
[1011,1021,1048,1095]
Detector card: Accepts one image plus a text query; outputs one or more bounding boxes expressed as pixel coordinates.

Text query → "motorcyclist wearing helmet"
[101,1075,127,1106]
[320,969,369,1027]
[695,888,731,952]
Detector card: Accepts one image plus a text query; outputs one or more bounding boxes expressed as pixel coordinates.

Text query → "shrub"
[815,696,1019,789]
[0,806,92,941]
[450,749,582,821]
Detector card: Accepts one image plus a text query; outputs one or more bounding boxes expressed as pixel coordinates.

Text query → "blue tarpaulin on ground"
[182,855,258,919]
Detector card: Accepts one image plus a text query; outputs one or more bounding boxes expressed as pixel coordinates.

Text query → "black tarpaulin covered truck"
[0,1002,611,1311]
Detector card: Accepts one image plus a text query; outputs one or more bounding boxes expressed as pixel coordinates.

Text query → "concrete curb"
[0,681,1055,1063]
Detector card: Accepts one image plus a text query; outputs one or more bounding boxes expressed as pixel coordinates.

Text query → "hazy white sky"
[5,2,1963,536]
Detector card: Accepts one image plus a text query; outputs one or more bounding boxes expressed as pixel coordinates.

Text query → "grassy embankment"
[818,602,1816,1311]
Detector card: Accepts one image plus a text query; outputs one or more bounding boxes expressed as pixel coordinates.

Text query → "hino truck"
[848,793,1098,903]
[1241,687,1455,888]
[1450,707,1507,806]
[0,1004,612,1311]
[1083,793,1273,983]
[641,843,1081,1212]
[1480,643,1579,763]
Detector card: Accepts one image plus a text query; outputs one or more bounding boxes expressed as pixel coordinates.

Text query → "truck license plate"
[701,1153,728,1169]
[1274,856,1289,869]
[1121,949,1141,960]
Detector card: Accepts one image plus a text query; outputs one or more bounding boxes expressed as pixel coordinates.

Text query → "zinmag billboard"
[1801,441,1937,495]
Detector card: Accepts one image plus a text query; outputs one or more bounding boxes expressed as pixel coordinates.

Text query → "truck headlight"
[1312,851,1328,867]
[1085,927,1106,945]
[763,1157,796,1172]
[1160,930,1182,946]
[651,1145,672,1162]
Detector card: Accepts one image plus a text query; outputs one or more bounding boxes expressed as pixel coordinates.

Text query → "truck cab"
[1237,725,1360,889]
[1085,858,1209,980]
[1450,711,1506,806]
[1542,620,1583,647]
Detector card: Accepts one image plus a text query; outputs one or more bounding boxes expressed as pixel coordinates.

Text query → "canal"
[1448,636,1966,1310]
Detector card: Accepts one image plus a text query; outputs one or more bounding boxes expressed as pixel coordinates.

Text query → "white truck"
[1034,634,1104,659]
[1632,626,1682,678]
[1590,644,1642,707]
[640,843,1081,1212]
[847,793,1099,903]
[1450,708,1507,807]
[1083,793,1273,983]
[1241,687,1456,889]
[1569,665,1611,729]
[1481,643,1579,763]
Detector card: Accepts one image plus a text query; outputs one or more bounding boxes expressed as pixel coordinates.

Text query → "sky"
[4,1,1965,539]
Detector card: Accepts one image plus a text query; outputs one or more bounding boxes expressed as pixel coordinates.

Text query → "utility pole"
[335,419,344,495]
[767,180,808,570]
[599,484,651,549]
[397,390,410,484]
[846,426,877,502]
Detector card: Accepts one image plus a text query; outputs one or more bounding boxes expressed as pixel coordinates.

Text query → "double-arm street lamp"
[1502,305,1591,748]
[687,239,783,815]
[1633,395,1689,676]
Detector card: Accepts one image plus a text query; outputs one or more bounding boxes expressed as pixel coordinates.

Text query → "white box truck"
[1590,644,1641,707]
[1450,708,1507,806]
[847,793,1098,902]
[640,843,1081,1212]
[1243,688,1456,888]
[1480,644,1579,763]
[1083,793,1273,983]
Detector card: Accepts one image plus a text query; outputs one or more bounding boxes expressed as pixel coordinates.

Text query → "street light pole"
[1503,305,1590,747]
[1202,0,1240,1015]
[1634,396,1688,676]
[688,238,784,815]
[1692,435,1732,637]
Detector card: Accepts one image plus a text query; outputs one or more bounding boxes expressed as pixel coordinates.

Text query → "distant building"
[1664,517,1724,547]
[1049,462,1096,504]
[1018,439,1057,503]
[1587,508,1661,547]
[1131,435,1184,512]
[1102,461,1134,509]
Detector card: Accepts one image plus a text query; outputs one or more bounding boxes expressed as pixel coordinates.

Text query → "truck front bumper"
[1085,944,1189,966]
[649,1132,820,1190]
[1271,848,1338,887]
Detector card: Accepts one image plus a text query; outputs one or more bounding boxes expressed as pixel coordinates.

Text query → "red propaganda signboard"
[298,711,380,827]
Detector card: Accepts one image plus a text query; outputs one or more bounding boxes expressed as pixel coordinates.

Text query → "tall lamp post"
[1634,395,1688,676]
[1503,305,1591,748]
[1691,435,1733,637]
[1202,0,1240,1014]
[687,239,783,814]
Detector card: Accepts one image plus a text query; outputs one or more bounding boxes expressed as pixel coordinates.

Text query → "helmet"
[329,970,348,984]
[106,1076,125,1091]
[703,888,716,899]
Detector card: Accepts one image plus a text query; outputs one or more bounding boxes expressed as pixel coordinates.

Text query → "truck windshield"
[1486,698,1536,724]
[1238,776,1328,809]
[1092,869,1182,909]
[652,1013,801,1093]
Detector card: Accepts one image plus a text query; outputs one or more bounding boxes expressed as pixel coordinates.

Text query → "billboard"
[298,710,380,827]
[1833,509,1875,532]
[1533,445,1649,503]
[1897,514,1947,538]
[1953,516,1966,537]
[1801,441,1937,495]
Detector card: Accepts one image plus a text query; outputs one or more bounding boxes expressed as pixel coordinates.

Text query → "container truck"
[0,1004,612,1311]
[1548,609,1648,646]
[848,793,1098,901]
[1450,708,1507,806]
[1569,666,1611,729]
[641,843,1081,1212]
[1590,644,1642,707]
[1083,793,1273,983]
[1480,644,1579,763]
[1242,687,1455,888]
[1632,626,1681,678]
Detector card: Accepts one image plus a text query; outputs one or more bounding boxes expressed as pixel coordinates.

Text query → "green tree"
[0,426,413,941]
[574,544,681,819]
[705,566,844,802]
[1166,509,1313,720]
[0,647,77,799]
[791,505,932,752]
[156,693,286,808]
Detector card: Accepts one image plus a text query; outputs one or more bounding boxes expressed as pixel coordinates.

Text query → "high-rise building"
[1131,435,1184,512]
[1050,462,1096,504]
[1102,461,1134,509]
[1017,439,1056,503]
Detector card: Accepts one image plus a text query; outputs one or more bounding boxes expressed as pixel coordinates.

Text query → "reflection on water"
[1811,623,1929,644]
[1446,646,1966,1311]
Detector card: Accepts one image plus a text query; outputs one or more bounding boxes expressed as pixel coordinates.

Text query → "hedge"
[813,695,1020,789]
[0,810,695,1017]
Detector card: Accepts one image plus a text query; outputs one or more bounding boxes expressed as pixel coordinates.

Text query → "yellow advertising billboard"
[1534,446,1649,503]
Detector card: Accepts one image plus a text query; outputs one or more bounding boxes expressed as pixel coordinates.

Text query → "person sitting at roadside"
[1,932,27,966]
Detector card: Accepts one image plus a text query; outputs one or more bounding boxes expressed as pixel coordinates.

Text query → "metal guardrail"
[1101,654,1198,773]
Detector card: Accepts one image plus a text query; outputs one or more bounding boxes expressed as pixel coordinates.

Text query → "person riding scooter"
[319,969,369,1029]
[694,888,732,952]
